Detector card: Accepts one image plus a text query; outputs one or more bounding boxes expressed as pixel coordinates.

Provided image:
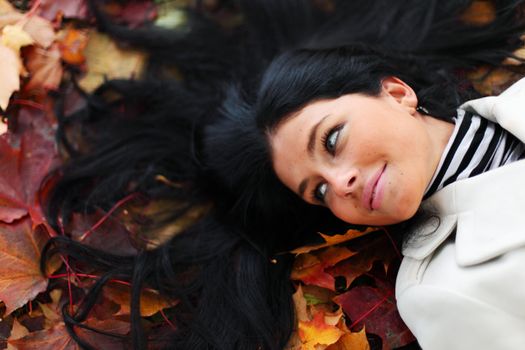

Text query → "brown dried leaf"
[68,210,138,256]
[24,44,63,91]
[468,66,517,95]
[8,319,130,350]
[78,31,146,92]
[292,285,309,322]
[37,0,89,21]
[121,198,210,250]
[39,289,62,327]
[0,220,50,315]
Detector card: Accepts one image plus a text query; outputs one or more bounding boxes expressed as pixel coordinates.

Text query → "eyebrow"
[298,179,308,198]
[307,115,329,157]
[298,114,329,198]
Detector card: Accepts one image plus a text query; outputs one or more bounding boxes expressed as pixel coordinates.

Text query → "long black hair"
[40,1,525,349]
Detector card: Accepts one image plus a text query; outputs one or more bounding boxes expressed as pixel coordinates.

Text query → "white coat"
[395,77,525,350]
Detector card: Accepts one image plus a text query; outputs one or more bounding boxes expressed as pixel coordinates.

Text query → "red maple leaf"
[334,274,415,350]
[0,107,60,228]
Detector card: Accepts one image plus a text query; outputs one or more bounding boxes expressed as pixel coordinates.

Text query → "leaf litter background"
[0,0,523,349]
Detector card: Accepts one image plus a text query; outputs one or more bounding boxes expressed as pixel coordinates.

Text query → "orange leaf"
[291,227,378,255]
[326,327,370,350]
[57,27,89,65]
[298,312,344,350]
[292,246,356,290]
[104,284,178,317]
[0,220,50,315]
[327,234,398,291]
[460,0,496,26]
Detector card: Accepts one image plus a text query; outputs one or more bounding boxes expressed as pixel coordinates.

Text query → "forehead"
[269,98,339,193]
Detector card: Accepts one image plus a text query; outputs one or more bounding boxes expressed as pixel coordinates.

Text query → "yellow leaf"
[39,289,63,327]
[19,15,55,48]
[326,327,370,350]
[0,12,55,48]
[0,0,15,15]
[503,47,525,66]
[9,319,29,340]
[1,24,34,52]
[7,319,29,350]
[0,44,20,110]
[78,32,147,92]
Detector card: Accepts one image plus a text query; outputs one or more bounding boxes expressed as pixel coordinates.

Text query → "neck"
[421,113,455,180]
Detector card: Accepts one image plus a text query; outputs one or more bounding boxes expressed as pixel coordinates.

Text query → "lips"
[362,164,387,211]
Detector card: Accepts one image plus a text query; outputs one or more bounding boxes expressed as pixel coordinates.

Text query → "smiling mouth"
[365,164,387,211]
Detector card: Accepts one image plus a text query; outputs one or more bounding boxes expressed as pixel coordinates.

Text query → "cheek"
[330,200,361,224]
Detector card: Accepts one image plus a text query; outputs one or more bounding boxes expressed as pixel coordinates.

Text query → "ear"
[381,76,418,115]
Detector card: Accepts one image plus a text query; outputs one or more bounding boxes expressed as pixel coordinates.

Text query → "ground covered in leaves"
[0,1,523,349]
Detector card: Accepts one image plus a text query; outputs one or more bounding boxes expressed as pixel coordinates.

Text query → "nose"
[328,167,358,198]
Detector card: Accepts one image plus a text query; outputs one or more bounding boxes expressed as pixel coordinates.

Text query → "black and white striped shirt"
[423,110,525,198]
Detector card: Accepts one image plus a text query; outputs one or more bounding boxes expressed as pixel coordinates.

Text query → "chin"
[393,197,421,222]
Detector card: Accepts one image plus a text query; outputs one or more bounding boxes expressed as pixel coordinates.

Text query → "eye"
[322,125,343,154]
[313,182,328,203]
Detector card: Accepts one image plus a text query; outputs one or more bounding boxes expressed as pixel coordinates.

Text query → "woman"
[254,48,525,349]
[41,0,525,349]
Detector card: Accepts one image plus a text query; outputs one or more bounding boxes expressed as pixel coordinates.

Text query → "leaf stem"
[349,289,394,329]
[79,192,139,241]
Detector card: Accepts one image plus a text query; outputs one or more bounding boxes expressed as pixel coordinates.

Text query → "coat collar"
[402,158,525,266]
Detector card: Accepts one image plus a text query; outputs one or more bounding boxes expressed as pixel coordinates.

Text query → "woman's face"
[270,77,447,226]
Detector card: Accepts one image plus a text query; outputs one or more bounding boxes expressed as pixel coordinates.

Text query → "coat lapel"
[402,160,525,266]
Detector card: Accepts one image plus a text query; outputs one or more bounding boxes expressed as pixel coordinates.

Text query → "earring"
[416,106,429,115]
